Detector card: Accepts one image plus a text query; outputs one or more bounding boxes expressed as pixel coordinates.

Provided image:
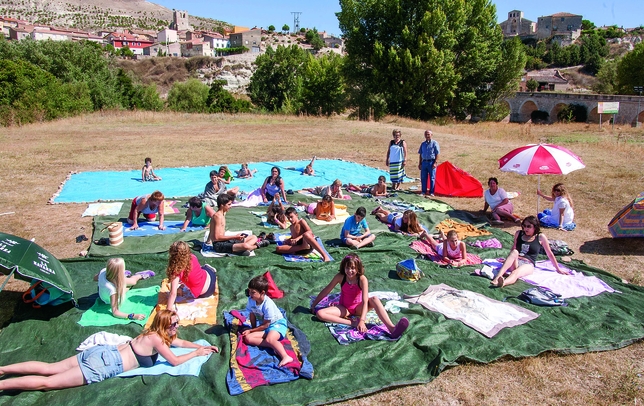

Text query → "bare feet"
[323,254,332,262]
[438,229,446,240]
[491,276,504,287]
[278,355,294,367]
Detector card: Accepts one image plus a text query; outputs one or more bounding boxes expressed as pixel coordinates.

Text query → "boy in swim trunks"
[275,207,331,261]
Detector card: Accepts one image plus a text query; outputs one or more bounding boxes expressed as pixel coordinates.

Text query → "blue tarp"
[53,160,391,203]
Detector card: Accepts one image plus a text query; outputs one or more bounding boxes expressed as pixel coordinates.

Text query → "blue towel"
[123,221,205,237]
[118,339,215,377]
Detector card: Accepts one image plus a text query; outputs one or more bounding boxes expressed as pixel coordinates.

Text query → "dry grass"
[1,112,643,404]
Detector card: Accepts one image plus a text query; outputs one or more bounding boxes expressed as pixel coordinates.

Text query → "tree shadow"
[579,237,644,256]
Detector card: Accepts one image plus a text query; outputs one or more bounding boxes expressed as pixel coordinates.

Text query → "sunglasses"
[169,321,179,329]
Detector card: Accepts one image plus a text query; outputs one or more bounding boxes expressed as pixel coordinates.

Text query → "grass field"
[1,111,643,404]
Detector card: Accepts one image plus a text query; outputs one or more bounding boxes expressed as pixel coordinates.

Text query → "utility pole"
[635,86,643,127]
[291,12,302,34]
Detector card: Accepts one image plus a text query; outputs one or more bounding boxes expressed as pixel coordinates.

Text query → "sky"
[152,0,643,36]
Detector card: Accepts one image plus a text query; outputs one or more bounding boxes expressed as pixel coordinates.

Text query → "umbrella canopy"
[498,143,585,175]
[608,192,644,238]
[0,232,76,304]
[499,144,585,213]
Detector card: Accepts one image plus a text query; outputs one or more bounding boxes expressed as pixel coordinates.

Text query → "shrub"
[557,103,588,122]
[167,78,210,113]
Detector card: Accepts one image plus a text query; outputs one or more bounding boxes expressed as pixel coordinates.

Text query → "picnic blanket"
[145,276,219,328]
[435,219,492,240]
[404,283,539,338]
[310,293,399,345]
[123,220,204,237]
[118,339,215,378]
[276,234,334,262]
[78,285,160,327]
[82,202,123,217]
[164,200,181,214]
[200,229,257,257]
[409,240,483,266]
[481,259,618,299]
[224,309,314,396]
[414,200,453,213]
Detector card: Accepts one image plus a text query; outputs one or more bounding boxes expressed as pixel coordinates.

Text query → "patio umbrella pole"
[537,175,541,214]
[0,267,17,293]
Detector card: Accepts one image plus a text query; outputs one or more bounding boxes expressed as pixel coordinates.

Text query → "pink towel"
[410,240,482,266]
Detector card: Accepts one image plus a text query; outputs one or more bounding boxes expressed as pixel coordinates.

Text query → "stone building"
[499,10,537,38]
[229,28,262,53]
[537,12,583,42]
[171,9,190,32]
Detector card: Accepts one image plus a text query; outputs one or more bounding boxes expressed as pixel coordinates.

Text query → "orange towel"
[145,277,219,328]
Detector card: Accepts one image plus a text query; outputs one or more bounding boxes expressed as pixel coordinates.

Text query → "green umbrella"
[0,231,77,305]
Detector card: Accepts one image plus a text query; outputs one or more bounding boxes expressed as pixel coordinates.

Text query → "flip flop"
[390,317,409,339]
[135,270,155,280]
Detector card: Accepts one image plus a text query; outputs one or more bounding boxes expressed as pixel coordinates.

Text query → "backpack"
[518,286,568,307]
[540,239,574,256]
[396,258,424,282]
[22,280,73,308]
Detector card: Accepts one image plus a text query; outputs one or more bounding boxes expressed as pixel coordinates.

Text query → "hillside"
[0,0,230,32]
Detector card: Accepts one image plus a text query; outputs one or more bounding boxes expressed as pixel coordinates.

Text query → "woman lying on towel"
[418,229,468,267]
[372,208,424,237]
[0,309,218,392]
[166,241,217,308]
[490,215,569,288]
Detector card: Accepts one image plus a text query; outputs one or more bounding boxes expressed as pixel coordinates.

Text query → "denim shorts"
[77,345,124,384]
[517,257,535,268]
[265,318,288,340]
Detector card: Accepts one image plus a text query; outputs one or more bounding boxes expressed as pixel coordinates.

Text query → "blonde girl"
[96,258,154,320]
[310,253,409,338]
[420,230,468,266]
[537,183,575,230]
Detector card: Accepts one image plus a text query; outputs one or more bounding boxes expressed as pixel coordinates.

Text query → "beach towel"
[435,219,492,240]
[413,200,453,213]
[308,209,350,226]
[404,283,539,338]
[276,234,334,262]
[77,332,132,351]
[82,202,124,217]
[200,230,256,257]
[481,259,618,299]
[232,188,265,208]
[410,240,482,266]
[310,293,399,344]
[123,221,205,237]
[164,200,181,214]
[467,238,503,249]
[78,286,160,327]
[224,309,314,396]
[118,339,214,378]
[145,276,219,328]
[298,190,352,200]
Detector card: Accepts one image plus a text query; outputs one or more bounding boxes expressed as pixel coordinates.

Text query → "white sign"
[598,102,619,114]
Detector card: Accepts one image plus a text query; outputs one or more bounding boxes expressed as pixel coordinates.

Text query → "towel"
[200,229,256,257]
[164,200,181,214]
[123,221,205,237]
[145,276,219,328]
[409,240,482,266]
[77,332,133,351]
[435,219,492,240]
[77,286,160,327]
[224,309,314,395]
[118,339,214,377]
[276,234,334,262]
[82,202,124,217]
[404,283,539,338]
[467,238,503,249]
[308,206,350,226]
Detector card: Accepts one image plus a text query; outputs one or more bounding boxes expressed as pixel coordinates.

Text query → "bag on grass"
[540,239,574,256]
[518,286,568,307]
[396,259,424,282]
[22,280,73,308]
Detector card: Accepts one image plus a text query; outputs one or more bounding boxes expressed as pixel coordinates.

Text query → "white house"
[158,28,178,44]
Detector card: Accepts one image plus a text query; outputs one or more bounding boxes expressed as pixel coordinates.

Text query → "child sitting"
[266,199,288,229]
[310,253,409,338]
[276,207,331,261]
[242,275,293,367]
[236,163,257,179]
[346,176,388,197]
[94,258,155,320]
[142,157,161,182]
[199,169,238,207]
[341,207,376,248]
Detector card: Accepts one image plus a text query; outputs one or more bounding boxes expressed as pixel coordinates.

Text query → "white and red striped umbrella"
[498,143,585,175]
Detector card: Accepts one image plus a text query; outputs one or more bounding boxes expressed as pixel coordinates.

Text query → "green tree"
[119,45,135,58]
[592,58,619,94]
[135,84,164,111]
[337,0,506,120]
[167,78,210,113]
[300,53,346,116]
[282,24,290,33]
[206,80,252,113]
[485,36,527,120]
[248,45,308,112]
[305,28,325,51]
[526,78,538,92]
[268,25,275,33]
[616,43,644,94]
[579,31,608,74]
[581,20,596,30]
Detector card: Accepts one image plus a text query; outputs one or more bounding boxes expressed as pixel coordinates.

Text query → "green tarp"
[1,193,643,405]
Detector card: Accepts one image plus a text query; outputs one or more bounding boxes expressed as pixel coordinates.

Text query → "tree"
[248,45,308,112]
[592,58,619,94]
[485,36,527,120]
[305,28,325,51]
[337,0,506,120]
[581,20,596,30]
[268,25,275,33]
[300,53,346,116]
[166,78,210,113]
[526,79,538,92]
[282,24,290,33]
[616,43,644,94]
[579,31,608,74]
[119,45,135,58]
[206,80,252,113]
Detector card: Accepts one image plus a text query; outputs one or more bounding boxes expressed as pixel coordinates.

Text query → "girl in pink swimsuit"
[310,253,409,338]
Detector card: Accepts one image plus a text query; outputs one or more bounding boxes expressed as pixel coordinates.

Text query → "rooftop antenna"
[291,12,301,33]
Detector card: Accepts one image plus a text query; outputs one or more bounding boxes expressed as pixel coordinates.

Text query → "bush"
[557,103,588,123]
[167,79,210,113]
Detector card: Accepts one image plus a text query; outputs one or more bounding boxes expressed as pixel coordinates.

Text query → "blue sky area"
[153,0,642,36]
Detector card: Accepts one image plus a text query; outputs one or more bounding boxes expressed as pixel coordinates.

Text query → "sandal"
[390,317,409,339]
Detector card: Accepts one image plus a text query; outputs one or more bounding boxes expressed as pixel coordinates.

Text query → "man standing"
[417,130,440,197]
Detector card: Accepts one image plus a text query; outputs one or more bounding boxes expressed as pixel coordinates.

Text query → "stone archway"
[518,100,538,123]
[551,102,569,122]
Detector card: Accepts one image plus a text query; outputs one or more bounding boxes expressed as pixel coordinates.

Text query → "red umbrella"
[499,143,585,212]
